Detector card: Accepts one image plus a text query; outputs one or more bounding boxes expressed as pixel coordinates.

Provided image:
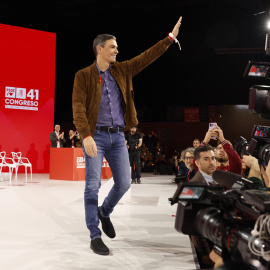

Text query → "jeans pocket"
[118,132,125,137]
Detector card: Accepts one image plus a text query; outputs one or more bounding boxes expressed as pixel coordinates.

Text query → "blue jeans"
[82,130,131,240]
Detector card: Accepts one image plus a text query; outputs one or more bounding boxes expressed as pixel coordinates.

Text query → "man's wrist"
[83,135,92,140]
[168,33,175,42]
[220,139,227,146]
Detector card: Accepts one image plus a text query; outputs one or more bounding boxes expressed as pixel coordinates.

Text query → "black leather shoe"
[137,179,141,184]
[131,179,136,184]
[90,238,110,255]
[98,207,116,238]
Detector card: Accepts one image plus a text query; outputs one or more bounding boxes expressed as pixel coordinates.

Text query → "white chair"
[0,151,17,185]
[11,152,32,183]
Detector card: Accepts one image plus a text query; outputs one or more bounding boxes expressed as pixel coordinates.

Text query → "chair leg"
[30,166,32,183]
[9,168,12,186]
[15,167,18,182]
[25,166,27,184]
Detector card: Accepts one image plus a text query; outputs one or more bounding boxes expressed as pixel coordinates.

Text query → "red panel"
[184,108,200,122]
[49,148,112,181]
[50,148,74,180]
[0,24,56,172]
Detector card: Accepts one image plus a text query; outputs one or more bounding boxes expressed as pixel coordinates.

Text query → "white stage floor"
[0,173,196,270]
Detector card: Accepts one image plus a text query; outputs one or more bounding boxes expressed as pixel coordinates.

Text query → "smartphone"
[209,122,217,130]
[209,123,217,139]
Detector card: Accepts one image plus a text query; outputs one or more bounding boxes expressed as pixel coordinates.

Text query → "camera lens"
[195,207,224,247]
[258,143,270,163]
[234,137,249,158]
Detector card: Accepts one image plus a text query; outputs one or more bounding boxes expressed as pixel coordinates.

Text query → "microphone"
[212,170,253,189]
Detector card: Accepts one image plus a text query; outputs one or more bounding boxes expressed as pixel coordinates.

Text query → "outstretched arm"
[126,16,183,77]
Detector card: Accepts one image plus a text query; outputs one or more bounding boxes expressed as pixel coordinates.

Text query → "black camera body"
[169,173,270,269]
[234,125,270,164]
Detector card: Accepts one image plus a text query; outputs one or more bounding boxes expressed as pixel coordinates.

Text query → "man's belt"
[95,126,125,133]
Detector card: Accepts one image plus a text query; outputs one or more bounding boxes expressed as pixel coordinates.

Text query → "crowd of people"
[172,123,270,269]
[126,127,177,178]
[49,123,270,195]
[49,124,178,178]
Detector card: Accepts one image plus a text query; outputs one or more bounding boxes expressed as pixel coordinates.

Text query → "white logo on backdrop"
[5,86,39,111]
[76,157,110,169]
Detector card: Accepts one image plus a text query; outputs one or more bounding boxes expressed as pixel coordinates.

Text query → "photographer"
[200,124,242,175]
[125,127,142,184]
[172,135,270,270]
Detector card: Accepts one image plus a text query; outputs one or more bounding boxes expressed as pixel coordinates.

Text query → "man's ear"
[96,45,102,55]
[195,160,199,167]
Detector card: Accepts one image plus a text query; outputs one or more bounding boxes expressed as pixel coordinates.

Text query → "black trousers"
[128,150,141,180]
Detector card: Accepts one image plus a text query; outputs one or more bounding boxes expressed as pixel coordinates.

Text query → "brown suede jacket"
[72,37,172,139]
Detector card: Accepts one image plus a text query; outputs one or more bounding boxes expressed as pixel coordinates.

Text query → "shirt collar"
[95,62,111,75]
[199,170,218,185]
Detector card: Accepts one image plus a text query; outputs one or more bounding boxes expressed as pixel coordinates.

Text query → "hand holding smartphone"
[209,122,218,139]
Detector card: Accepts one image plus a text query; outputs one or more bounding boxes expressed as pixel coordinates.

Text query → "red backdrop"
[0,24,56,173]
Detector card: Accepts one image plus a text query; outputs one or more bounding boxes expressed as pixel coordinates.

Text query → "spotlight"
[268,20,270,29]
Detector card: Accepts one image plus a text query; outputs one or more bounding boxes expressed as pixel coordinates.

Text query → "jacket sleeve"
[124,37,173,77]
[72,70,91,139]
[50,132,57,143]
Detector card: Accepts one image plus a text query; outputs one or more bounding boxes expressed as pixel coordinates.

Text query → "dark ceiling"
[1,0,270,123]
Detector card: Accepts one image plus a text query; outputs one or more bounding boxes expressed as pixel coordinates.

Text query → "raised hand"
[171,16,182,38]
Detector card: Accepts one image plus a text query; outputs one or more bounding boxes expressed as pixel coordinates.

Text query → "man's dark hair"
[194,145,215,161]
[93,34,116,57]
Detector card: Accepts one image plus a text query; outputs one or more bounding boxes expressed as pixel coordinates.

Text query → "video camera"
[234,125,270,164]
[169,170,270,269]
[233,61,270,164]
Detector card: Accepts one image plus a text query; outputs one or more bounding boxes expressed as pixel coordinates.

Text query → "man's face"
[69,130,74,136]
[193,140,200,148]
[55,125,60,132]
[195,150,216,175]
[184,152,194,169]
[215,144,229,162]
[130,127,136,134]
[98,39,118,63]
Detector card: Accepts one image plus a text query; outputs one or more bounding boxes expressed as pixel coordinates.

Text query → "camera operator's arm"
[242,155,261,180]
[260,160,270,188]
[242,155,265,189]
